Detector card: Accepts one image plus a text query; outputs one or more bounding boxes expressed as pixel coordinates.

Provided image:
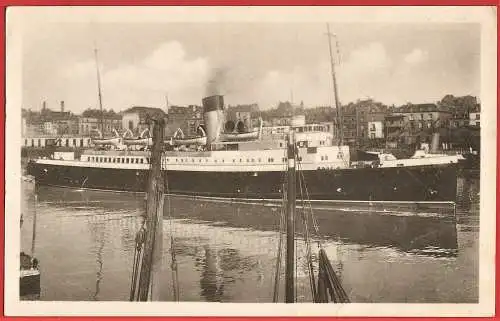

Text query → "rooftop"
[122,106,167,118]
[395,103,450,113]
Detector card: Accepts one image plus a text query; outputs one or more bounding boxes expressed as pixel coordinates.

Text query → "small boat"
[171,136,207,146]
[123,128,153,146]
[123,137,153,146]
[20,252,40,297]
[91,129,123,147]
[20,178,41,299]
[92,137,122,146]
[219,130,260,141]
[219,117,263,142]
[171,127,207,146]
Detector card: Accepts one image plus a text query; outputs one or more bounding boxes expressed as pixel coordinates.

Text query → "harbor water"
[20,175,479,303]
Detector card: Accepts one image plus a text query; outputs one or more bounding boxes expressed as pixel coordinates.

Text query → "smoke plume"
[205,67,229,96]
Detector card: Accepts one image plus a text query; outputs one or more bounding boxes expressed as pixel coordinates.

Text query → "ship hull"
[27,161,458,202]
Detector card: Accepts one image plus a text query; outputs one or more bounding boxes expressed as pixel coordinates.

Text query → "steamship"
[27,94,461,203]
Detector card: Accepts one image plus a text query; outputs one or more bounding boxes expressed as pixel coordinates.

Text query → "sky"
[20,18,480,113]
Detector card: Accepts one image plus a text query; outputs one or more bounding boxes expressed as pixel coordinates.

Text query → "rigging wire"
[272,183,286,303]
[165,163,180,301]
[296,162,350,303]
[272,138,294,302]
[297,159,317,301]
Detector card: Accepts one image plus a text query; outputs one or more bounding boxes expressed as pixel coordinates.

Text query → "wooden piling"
[137,118,165,301]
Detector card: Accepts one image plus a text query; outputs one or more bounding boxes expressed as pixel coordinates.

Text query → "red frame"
[0,3,498,320]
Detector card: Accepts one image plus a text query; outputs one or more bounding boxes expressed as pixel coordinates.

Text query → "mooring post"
[285,132,296,303]
[137,118,165,301]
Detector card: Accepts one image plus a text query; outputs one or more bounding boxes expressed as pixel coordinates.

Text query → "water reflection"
[198,246,225,302]
[20,179,479,302]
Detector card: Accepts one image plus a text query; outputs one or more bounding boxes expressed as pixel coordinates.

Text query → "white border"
[5,6,497,317]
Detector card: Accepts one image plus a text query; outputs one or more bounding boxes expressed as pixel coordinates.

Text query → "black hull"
[20,272,41,297]
[27,162,458,202]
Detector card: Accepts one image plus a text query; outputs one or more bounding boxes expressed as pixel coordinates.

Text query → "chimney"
[42,101,46,110]
[60,100,65,113]
[202,95,225,146]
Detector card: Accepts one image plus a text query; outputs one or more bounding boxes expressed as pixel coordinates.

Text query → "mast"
[165,93,170,114]
[94,47,104,136]
[326,24,343,145]
[285,132,296,303]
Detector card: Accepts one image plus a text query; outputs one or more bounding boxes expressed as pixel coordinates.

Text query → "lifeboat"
[91,129,123,146]
[219,130,260,141]
[171,127,207,146]
[219,117,263,142]
[123,137,153,146]
[123,128,153,146]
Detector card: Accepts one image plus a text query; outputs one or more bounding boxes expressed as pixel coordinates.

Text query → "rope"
[165,166,180,301]
[297,158,317,301]
[272,144,291,301]
[297,167,321,246]
[129,220,146,301]
[296,157,349,303]
[316,249,350,303]
[272,183,286,302]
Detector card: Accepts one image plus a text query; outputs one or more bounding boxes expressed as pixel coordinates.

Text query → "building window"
[428,113,433,120]
[128,120,133,130]
[80,139,84,146]
[370,133,375,139]
[24,139,27,146]
[141,159,144,164]
[38,139,41,147]
[476,114,480,120]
